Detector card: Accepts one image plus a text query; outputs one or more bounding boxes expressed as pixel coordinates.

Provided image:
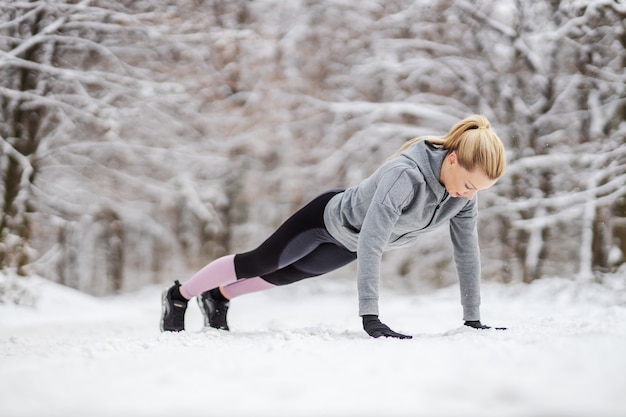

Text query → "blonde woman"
[161,114,507,338]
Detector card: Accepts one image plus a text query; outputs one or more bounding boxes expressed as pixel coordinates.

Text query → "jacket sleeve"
[356,169,417,316]
[449,197,481,321]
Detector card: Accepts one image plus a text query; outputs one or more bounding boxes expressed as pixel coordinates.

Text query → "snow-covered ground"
[1,273,625,417]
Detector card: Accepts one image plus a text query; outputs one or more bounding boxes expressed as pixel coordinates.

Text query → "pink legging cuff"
[179,254,275,300]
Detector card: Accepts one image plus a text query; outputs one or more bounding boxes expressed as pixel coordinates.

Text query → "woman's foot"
[160,280,188,332]
[197,288,230,331]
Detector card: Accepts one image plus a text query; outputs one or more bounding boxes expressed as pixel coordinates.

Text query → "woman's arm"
[449,198,481,321]
[355,168,417,316]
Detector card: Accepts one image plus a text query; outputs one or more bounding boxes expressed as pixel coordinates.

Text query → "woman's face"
[441,152,497,200]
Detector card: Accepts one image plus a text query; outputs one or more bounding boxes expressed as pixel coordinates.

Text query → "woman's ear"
[448,151,457,165]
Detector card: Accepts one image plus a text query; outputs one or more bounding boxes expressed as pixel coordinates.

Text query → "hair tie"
[477,125,488,129]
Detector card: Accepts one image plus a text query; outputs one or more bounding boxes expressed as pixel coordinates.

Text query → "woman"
[161,114,506,338]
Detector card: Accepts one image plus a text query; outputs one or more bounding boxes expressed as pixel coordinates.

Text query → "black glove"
[464,320,507,330]
[362,315,412,339]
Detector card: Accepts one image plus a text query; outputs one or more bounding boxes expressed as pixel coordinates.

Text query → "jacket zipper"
[425,190,449,229]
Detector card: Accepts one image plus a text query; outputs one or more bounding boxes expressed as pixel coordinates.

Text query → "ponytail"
[392,114,506,179]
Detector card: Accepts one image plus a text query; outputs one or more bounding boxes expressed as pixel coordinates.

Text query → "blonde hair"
[393,114,506,179]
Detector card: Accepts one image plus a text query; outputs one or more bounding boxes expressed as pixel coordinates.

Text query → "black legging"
[234,190,357,285]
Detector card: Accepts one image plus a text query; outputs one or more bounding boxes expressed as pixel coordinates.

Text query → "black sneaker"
[160,280,188,332]
[197,289,230,331]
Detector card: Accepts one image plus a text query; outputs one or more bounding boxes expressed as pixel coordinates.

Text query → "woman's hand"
[362,315,412,339]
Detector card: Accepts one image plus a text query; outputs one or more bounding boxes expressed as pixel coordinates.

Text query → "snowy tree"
[0,1,236,293]
[464,0,626,282]
[1,0,624,298]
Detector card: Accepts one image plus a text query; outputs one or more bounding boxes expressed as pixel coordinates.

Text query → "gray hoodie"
[323,140,481,321]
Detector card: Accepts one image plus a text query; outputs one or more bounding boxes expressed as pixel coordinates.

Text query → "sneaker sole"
[197,296,210,328]
[160,289,168,332]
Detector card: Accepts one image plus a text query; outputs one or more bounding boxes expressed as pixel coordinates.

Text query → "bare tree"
[470,0,626,282]
[0,1,232,292]
[2,0,624,298]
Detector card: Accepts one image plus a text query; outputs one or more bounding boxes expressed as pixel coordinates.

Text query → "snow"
[1,273,625,417]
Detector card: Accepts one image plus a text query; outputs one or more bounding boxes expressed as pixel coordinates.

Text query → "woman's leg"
[233,190,344,280]
[180,254,237,299]
[190,241,355,332]
[222,243,356,299]
[181,190,346,299]
[162,190,352,331]
[256,242,357,286]
[221,276,275,299]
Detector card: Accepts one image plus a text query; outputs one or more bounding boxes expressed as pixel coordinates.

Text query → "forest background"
[1,0,625,298]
